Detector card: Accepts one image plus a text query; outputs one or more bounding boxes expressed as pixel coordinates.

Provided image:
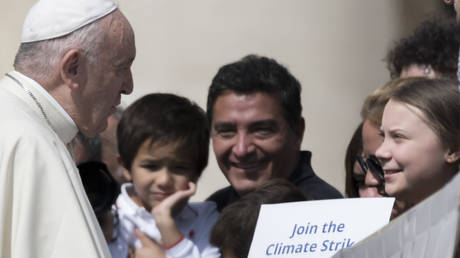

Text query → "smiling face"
[123,140,197,212]
[78,11,136,136]
[211,91,303,195]
[375,99,455,204]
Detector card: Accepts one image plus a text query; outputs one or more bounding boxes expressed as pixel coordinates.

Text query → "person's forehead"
[104,13,135,62]
[215,91,282,110]
[140,139,195,162]
[362,120,382,155]
[383,100,428,130]
[212,91,285,120]
[400,64,436,79]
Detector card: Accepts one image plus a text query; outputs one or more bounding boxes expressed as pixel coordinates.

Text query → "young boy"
[210,179,309,258]
[109,93,220,258]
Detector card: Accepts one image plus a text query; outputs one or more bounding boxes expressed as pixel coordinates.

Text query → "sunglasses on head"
[356,155,384,182]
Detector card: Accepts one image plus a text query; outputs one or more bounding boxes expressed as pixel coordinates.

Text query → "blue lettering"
[309,224,318,234]
[295,244,303,253]
[290,222,318,239]
[337,223,345,232]
[320,238,355,252]
[282,244,295,254]
[321,240,329,251]
[346,238,355,247]
[297,225,305,235]
[266,244,274,255]
[310,243,317,252]
[289,224,297,239]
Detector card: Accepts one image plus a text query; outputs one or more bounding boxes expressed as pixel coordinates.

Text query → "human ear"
[445,149,460,164]
[59,49,86,90]
[117,155,132,181]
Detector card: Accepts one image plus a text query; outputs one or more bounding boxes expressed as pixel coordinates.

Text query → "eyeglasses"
[356,155,384,182]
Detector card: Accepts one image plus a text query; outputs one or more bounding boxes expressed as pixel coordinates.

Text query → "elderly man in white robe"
[0,0,136,257]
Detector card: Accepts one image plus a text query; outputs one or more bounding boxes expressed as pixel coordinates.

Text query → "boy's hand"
[133,229,166,258]
[152,181,196,220]
[151,182,196,248]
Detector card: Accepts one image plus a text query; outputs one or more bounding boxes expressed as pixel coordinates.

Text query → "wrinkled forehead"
[101,10,136,62]
[103,11,135,47]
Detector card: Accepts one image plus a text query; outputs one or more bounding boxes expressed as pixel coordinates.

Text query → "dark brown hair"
[344,123,363,197]
[210,179,309,258]
[207,54,302,131]
[117,93,209,177]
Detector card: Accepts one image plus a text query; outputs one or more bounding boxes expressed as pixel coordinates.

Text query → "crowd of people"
[1,0,460,257]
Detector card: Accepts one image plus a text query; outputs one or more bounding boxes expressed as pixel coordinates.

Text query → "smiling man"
[206,55,342,211]
[0,0,135,257]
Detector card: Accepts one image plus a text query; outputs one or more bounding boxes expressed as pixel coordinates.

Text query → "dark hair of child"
[117,93,210,178]
[210,178,310,258]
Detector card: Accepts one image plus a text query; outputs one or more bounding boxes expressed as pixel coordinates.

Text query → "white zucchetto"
[21,0,117,43]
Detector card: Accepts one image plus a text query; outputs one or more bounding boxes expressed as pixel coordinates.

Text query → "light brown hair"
[361,78,410,127]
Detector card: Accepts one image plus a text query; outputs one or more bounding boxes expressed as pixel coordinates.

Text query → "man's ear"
[117,155,132,181]
[445,149,460,164]
[59,49,86,90]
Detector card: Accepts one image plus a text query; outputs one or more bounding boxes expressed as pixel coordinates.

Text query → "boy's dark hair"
[210,179,309,258]
[117,93,209,177]
[386,18,459,79]
[207,54,303,130]
[74,132,102,163]
[78,161,119,220]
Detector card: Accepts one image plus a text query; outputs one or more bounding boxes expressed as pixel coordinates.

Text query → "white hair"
[14,13,112,82]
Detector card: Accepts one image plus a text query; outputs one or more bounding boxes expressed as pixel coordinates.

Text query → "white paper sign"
[248,198,394,258]
[331,172,460,258]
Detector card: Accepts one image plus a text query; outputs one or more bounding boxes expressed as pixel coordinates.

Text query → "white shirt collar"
[14,71,76,128]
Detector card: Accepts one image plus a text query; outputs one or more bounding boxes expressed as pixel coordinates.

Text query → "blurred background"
[1,0,454,200]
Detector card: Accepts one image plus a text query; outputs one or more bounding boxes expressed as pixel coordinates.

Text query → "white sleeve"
[0,132,105,258]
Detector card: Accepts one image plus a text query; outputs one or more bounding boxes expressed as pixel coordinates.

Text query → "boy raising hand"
[110,93,220,258]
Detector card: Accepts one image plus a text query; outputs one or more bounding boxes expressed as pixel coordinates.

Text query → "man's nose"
[121,71,133,95]
[232,133,255,158]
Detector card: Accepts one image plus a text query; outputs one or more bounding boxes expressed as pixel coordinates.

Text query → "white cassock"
[0,71,111,258]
